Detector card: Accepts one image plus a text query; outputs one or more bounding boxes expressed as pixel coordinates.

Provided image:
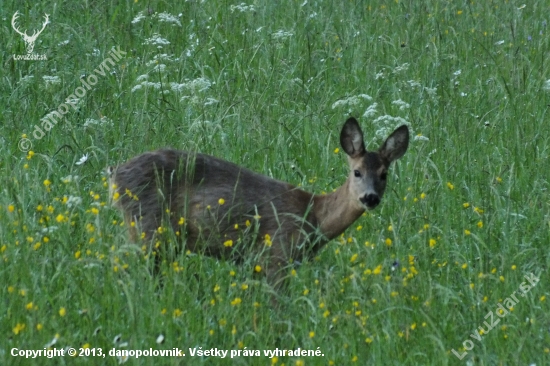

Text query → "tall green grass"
[1,0,549,365]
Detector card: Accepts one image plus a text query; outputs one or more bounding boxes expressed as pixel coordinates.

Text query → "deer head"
[12,11,50,54]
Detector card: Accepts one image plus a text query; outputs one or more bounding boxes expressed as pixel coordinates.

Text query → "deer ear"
[379,125,409,162]
[340,118,365,158]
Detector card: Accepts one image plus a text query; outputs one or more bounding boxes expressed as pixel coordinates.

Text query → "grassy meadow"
[1,0,550,365]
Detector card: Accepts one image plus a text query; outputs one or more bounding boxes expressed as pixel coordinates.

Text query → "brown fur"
[108,118,409,288]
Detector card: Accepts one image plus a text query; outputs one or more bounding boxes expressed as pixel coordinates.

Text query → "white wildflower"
[91,48,100,57]
[392,99,410,110]
[66,196,83,208]
[152,63,166,72]
[41,226,59,234]
[375,71,385,80]
[184,33,199,57]
[143,81,161,89]
[143,33,170,46]
[83,117,113,128]
[180,95,198,104]
[131,81,162,92]
[152,53,178,62]
[357,94,372,101]
[185,77,212,92]
[61,175,79,183]
[272,30,294,41]
[75,154,89,166]
[543,80,550,91]
[393,63,409,74]
[373,115,409,128]
[363,103,378,118]
[169,82,186,93]
[136,74,149,82]
[414,135,429,142]
[230,3,255,13]
[19,75,34,85]
[157,12,182,26]
[131,11,146,24]
[169,78,211,94]
[495,40,505,46]
[43,76,61,85]
[424,86,437,96]
[453,69,462,76]
[332,94,372,109]
[372,115,412,142]
[58,39,70,46]
[204,98,219,106]
[407,80,421,88]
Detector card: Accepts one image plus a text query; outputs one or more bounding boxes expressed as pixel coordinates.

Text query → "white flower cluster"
[372,115,412,143]
[331,94,372,109]
[43,75,61,85]
[143,33,170,46]
[176,77,212,93]
[272,30,294,41]
[230,3,255,13]
[132,11,182,26]
[83,116,114,128]
[157,12,182,26]
[391,99,410,111]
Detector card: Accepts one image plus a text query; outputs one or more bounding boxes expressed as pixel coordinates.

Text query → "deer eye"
[380,172,388,180]
[354,170,361,178]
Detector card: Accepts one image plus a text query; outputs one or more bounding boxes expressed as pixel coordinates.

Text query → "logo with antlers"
[12,11,49,55]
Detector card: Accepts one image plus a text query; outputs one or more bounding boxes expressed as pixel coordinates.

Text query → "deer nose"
[361,194,380,208]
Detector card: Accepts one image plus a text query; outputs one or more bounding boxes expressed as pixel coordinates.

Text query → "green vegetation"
[1,0,549,365]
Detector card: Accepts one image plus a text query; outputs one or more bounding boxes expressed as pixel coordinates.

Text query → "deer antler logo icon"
[12,11,50,55]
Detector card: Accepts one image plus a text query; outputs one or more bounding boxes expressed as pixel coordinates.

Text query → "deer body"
[109,118,409,286]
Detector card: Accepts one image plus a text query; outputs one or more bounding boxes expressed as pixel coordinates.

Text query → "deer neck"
[312,179,365,240]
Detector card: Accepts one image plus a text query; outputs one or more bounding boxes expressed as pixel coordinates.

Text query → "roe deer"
[108,117,409,290]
